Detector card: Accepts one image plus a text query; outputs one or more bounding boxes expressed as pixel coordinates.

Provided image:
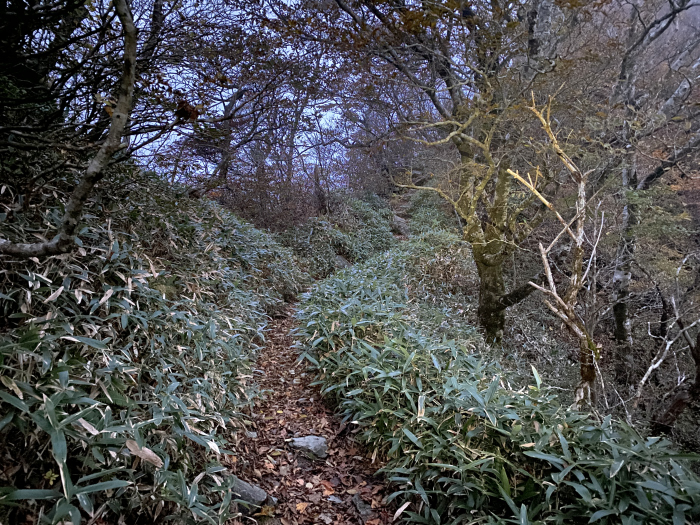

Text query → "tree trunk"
[0,0,137,258]
[612,199,636,345]
[612,162,637,381]
[474,252,507,345]
[573,335,598,408]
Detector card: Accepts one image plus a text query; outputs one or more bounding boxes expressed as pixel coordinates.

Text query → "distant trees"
[282,0,579,343]
[276,0,700,412]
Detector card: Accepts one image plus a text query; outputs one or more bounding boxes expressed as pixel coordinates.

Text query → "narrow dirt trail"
[228,305,394,525]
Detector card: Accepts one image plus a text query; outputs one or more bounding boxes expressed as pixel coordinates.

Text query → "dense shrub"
[295,240,700,524]
[0,171,304,523]
[406,190,461,236]
[279,192,394,278]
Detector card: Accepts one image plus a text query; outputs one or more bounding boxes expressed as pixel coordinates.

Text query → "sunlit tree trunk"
[473,249,507,344]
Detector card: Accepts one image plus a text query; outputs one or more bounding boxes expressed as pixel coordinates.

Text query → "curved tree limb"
[0,0,137,258]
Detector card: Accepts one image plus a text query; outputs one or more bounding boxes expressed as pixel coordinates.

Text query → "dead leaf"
[393,501,411,521]
[321,480,335,496]
[1,376,23,399]
[254,505,276,517]
[76,418,99,436]
[43,286,64,304]
[126,440,163,468]
[98,288,114,306]
[295,502,309,513]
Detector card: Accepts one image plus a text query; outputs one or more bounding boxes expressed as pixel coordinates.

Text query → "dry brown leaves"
[225,307,393,525]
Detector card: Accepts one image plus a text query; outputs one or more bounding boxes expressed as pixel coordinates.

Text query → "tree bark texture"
[474,253,507,345]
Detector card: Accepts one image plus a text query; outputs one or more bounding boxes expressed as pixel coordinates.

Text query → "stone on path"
[257,518,282,525]
[288,435,328,458]
[231,476,270,507]
[352,493,378,522]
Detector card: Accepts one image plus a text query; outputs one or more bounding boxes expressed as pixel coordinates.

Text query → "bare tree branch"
[0,0,137,258]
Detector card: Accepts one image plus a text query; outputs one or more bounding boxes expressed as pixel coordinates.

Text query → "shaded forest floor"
[226,306,394,525]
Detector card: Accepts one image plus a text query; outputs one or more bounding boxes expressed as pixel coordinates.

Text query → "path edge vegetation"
[0,169,397,524]
[293,200,700,525]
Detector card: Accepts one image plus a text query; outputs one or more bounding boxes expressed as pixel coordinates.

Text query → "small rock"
[335,254,352,269]
[328,495,343,504]
[245,431,258,439]
[352,493,377,522]
[289,435,328,458]
[231,476,268,508]
[391,214,410,236]
[257,518,282,525]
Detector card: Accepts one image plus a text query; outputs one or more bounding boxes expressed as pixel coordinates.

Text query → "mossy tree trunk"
[473,251,507,344]
[454,146,543,345]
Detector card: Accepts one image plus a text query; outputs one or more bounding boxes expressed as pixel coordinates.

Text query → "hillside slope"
[0,171,305,523]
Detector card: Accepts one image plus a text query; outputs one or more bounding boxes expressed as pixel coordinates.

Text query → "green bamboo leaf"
[484,375,500,404]
[589,509,617,523]
[0,411,14,432]
[523,451,566,466]
[402,428,423,449]
[60,335,108,349]
[566,482,592,503]
[74,480,131,495]
[0,391,29,412]
[499,465,511,497]
[520,504,529,525]
[77,467,129,484]
[4,489,62,500]
[609,458,624,478]
[531,366,542,389]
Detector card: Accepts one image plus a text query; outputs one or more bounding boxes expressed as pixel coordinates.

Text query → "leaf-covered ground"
[227,306,394,525]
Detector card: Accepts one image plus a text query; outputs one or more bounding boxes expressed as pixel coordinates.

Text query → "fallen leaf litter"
[225,306,394,525]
